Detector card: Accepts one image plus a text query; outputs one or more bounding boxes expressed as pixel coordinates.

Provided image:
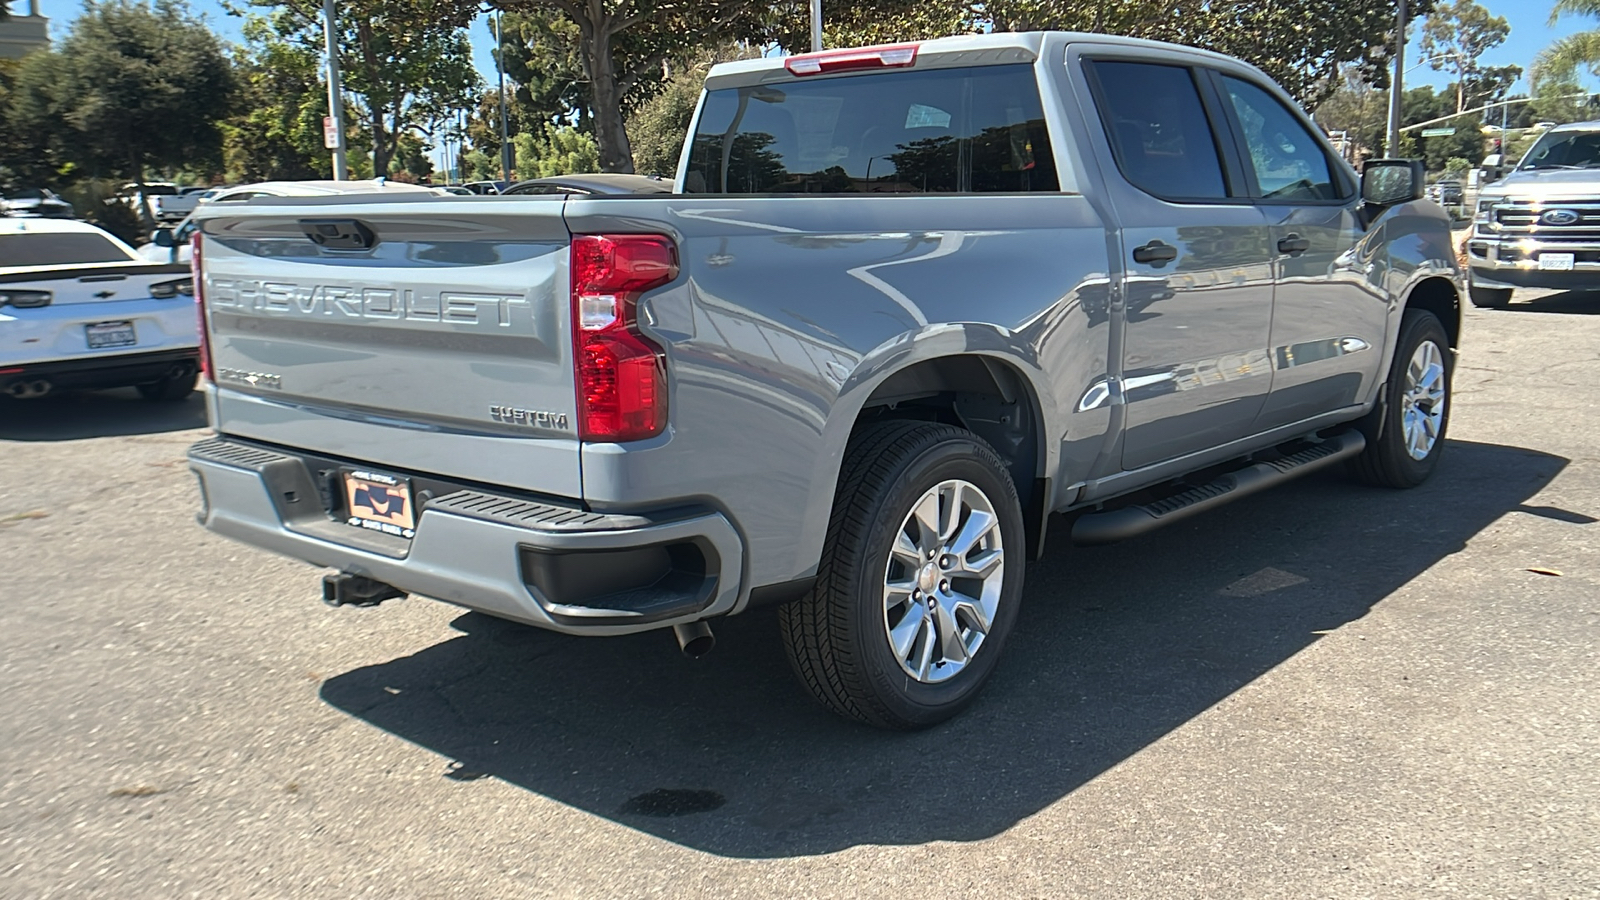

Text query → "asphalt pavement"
[1,289,1596,898]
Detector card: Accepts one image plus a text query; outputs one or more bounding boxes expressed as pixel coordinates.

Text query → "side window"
[1219,76,1340,201]
[1086,60,1229,201]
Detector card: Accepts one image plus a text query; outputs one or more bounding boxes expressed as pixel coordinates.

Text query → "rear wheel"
[779,421,1025,730]
[1350,310,1452,488]
[136,371,196,402]
[1468,285,1512,308]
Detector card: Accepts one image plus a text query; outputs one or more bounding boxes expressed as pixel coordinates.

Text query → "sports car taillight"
[192,232,212,382]
[570,234,677,442]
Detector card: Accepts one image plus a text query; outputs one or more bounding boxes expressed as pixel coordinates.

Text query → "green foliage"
[220,13,330,182]
[2,0,234,215]
[1443,156,1471,175]
[513,123,599,178]
[460,148,498,181]
[1537,0,1600,83]
[626,70,697,177]
[249,0,480,175]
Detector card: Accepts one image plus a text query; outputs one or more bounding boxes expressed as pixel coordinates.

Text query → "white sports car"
[1,218,199,401]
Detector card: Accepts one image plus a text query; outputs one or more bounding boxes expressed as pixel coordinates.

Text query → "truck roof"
[705,31,1256,89]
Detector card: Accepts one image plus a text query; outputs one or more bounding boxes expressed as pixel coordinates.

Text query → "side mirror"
[151,227,175,248]
[1361,158,1426,207]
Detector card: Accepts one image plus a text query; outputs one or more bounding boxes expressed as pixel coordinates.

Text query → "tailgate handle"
[301,218,377,251]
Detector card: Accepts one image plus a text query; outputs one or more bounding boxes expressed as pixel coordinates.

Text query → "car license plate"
[86,321,137,349]
[342,469,416,539]
[1539,253,1576,271]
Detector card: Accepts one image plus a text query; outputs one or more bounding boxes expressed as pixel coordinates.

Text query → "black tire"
[1468,285,1511,308]
[1350,310,1452,489]
[136,372,196,402]
[779,420,1026,730]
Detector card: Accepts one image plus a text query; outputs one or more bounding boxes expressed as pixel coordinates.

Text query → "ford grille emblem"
[1541,208,1582,226]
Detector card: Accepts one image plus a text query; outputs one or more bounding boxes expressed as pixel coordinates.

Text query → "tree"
[831,0,1435,108]
[626,63,701,176]
[220,13,331,182]
[1420,0,1512,113]
[250,0,481,176]
[4,1,234,224]
[513,123,599,176]
[493,0,778,173]
[1536,0,1600,83]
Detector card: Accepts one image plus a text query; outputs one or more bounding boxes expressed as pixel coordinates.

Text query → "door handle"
[1132,240,1178,267]
[1278,233,1310,255]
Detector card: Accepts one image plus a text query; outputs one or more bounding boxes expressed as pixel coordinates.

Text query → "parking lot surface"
[1,289,1597,899]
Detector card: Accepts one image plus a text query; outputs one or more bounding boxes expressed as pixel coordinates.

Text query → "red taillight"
[571,234,677,441]
[192,231,213,382]
[784,43,919,76]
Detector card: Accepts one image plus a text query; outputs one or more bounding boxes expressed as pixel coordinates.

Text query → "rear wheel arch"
[828,352,1055,561]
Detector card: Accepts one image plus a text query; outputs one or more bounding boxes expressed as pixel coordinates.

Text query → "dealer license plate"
[1539,253,1575,271]
[86,321,137,349]
[342,469,416,539]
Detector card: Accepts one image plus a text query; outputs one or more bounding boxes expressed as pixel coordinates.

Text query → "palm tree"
[1536,0,1600,79]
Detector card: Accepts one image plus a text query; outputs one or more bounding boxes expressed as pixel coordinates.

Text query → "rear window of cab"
[685,63,1058,194]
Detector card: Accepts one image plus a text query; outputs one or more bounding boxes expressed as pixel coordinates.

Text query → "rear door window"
[685,64,1058,194]
[0,232,138,268]
[1084,60,1230,201]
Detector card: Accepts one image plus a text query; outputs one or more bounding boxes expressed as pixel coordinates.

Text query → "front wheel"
[779,421,1026,729]
[1350,310,1452,489]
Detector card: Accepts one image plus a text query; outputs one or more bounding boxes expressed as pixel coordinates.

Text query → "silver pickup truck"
[1468,121,1600,307]
[186,32,1463,729]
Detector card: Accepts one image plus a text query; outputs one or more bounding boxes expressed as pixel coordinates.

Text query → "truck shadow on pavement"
[0,389,206,440]
[1501,291,1600,315]
[320,439,1574,859]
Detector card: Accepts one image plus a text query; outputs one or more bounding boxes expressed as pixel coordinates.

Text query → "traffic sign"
[323,116,340,150]
[1420,127,1457,137]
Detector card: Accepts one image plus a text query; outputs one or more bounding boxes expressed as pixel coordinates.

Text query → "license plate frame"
[1539,252,1576,271]
[85,320,137,349]
[341,469,416,539]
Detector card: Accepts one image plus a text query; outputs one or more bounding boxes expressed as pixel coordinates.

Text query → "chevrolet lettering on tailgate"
[206,279,528,327]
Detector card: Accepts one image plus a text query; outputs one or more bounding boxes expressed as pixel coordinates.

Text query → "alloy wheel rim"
[882,479,1004,684]
[1401,339,1447,461]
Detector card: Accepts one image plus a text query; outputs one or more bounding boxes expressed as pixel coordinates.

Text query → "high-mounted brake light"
[784,43,919,76]
[571,234,677,442]
[192,232,213,383]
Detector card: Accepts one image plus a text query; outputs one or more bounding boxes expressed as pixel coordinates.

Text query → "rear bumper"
[0,348,198,394]
[187,437,744,636]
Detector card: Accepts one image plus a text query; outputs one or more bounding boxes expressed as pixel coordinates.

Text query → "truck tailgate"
[197,199,581,497]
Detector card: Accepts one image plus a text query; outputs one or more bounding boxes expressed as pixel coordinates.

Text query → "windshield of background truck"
[1518,130,1600,170]
[684,63,1058,194]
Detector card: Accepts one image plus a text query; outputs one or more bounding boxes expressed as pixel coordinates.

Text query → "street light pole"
[810,0,822,52]
[497,9,511,184]
[322,0,349,180]
[1386,0,1406,157]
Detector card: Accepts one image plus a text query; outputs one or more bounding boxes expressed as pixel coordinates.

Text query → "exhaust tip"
[672,621,715,659]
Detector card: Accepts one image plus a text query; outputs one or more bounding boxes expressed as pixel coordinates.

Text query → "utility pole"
[497,9,511,184]
[810,0,822,52]
[322,0,349,180]
[1386,0,1406,157]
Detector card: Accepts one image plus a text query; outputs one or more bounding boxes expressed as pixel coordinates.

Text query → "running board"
[1070,429,1367,546]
